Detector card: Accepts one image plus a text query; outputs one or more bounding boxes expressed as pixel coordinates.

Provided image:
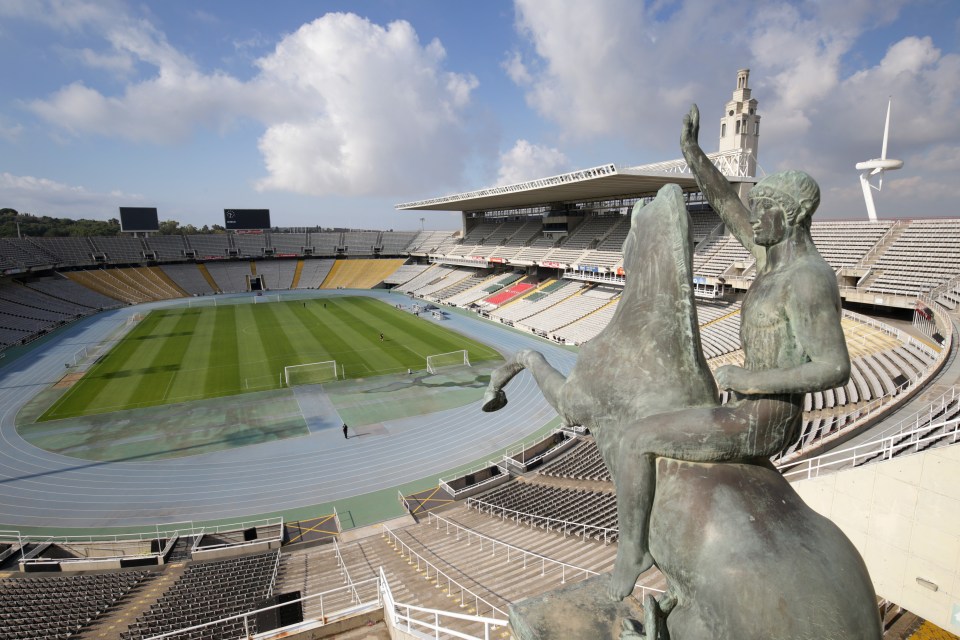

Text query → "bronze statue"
[484,105,880,638]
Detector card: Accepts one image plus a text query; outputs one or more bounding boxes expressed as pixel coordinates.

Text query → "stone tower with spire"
[718,68,760,177]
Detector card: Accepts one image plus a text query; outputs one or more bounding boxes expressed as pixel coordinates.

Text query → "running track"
[0,290,574,529]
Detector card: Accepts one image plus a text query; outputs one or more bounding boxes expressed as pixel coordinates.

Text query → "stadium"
[0,70,958,639]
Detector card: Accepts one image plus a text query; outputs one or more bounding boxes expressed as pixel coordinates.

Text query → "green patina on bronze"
[484,105,880,639]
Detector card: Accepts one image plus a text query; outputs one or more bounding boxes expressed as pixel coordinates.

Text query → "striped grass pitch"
[40,296,501,420]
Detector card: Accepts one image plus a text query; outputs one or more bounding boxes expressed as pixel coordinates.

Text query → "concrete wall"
[792,443,960,632]
[191,538,280,561]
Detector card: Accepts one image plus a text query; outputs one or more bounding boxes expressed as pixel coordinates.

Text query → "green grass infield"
[40,296,501,420]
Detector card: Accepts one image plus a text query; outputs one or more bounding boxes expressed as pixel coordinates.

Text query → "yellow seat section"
[319,259,406,289]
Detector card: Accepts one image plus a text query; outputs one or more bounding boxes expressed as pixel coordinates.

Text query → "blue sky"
[1,0,958,231]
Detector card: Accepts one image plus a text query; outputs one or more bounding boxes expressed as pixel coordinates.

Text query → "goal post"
[426,350,471,374]
[284,360,338,386]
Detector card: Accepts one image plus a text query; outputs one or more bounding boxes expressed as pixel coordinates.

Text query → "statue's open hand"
[681,104,700,148]
[714,364,751,393]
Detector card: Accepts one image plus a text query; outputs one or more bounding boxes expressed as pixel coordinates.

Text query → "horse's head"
[621,183,689,281]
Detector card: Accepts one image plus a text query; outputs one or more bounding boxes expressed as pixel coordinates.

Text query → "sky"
[0,0,958,231]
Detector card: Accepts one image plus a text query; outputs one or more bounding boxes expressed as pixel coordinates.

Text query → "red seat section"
[484,282,534,306]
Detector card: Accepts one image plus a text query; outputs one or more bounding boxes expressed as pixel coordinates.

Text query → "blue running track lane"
[0,290,576,529]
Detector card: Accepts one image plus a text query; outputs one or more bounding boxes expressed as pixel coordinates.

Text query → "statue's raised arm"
[680,104,756,257]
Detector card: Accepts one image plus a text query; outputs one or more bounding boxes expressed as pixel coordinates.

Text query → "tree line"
[0,209,226,237]
[0,208,391,237]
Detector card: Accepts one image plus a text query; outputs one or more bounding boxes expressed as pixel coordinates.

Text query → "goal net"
[284,360,338,386]
[426,350,471,374]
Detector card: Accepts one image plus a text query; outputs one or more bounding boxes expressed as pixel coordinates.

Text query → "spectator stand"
[0,569,158,640]
[10,517,282,572]
[438,460,510,500]
[502,428,578,473]
[776,310,949,462]
[466,481,618,544]
[778,407,960,481]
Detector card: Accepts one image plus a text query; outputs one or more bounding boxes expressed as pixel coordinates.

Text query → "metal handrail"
[439,460,507,498]
[504,428,570,466]
[397,490,411,514]
[267,549,282,597]
[778,417,960,481]
[143,576,382,640]
[30,517,284,546]
[332,506,342,535]
[381,524,508,619]
[776,310,951,461]
[855,219,901,269]
[332,538,361,605]
[380,566,509,640]
[868,385,959,444]
[425,511,663,601]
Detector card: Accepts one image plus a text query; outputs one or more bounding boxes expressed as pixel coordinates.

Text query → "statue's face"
[749,198,787,246]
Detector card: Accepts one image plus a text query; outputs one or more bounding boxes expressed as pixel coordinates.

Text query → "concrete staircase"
[857,222,909,289]
[276,504,666,638]
[277,546,356,622]
[378,504,665,636]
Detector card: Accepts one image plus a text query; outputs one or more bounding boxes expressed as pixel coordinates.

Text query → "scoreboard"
[119,207,159,232]
[224,209,271,230]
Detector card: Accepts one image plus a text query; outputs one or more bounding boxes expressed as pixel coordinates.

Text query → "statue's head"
[748,170,819,245]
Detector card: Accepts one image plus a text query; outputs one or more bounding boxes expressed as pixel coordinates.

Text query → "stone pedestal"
[509,575,645,639]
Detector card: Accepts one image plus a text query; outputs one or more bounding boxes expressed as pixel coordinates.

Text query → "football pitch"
[40,296,502,420]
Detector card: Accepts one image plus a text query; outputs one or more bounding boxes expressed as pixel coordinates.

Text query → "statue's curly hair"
[749,170,820,229]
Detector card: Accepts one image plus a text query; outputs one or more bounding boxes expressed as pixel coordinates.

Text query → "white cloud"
[0,0,127,32]
[21,8,479,198]
[502,50,531,85]
[0,119,23,142]
[510,0,747,151]
[496,139,569,186]
[0,172,142,217]
[509,0,959,218]
[252,14,478,196]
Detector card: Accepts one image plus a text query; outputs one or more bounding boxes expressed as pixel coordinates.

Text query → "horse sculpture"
[482,176,880,638]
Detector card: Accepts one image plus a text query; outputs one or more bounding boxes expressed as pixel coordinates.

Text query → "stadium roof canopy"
[395,152,758,213]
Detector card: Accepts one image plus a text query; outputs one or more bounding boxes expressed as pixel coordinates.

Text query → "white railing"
[396,164,618,210]
[424,512,663,601]
[563,269,625,284]
[503,428,566,467]
[779,376,913,462]
[398,489,412,514]
[854,220,900,269]
[438,460,507,498]
[381,524,508,619]
[842,309,940,360]
[143,576,382,640]
[380,567,508,640]
[465,497,618,545]
[778,417,960,481]
[776,310,951,461]
[912,294,939,339]
[333,506,343,535]
[0,530,24,562]
[13,517,283,565]
[332,538,361,605]
[267,548,282,596]
[625,148,755,178]
[869,385,960,444]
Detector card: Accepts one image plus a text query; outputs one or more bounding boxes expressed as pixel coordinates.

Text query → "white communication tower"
[855,98,904,221]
